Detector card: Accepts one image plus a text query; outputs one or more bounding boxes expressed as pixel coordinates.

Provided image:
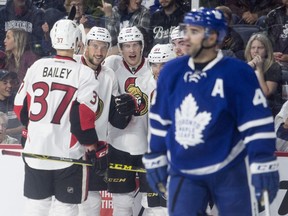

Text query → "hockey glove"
[142,152,168,197]
[21,128,28,148]
[115,93,138,116]
[87,142,109,176]
[250,157,279,204]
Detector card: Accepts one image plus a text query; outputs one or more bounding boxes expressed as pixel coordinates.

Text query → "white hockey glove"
[142,152,168,197]
[250,157,279,204]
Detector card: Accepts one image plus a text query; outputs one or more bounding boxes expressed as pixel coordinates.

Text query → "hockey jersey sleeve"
[274,101,288,151]
[148,64,172,154]
[70,65,99,145]
[231,62,276,162]
[14,67,32,122]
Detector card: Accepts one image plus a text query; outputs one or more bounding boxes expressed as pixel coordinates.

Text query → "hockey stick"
[109,162,146,173]
[67,5,76,20]
[2,149,92,166]
[263,190,271,216]
[1,149,146,173]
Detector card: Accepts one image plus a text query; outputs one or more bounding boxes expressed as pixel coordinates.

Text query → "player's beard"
[187,44,202,58]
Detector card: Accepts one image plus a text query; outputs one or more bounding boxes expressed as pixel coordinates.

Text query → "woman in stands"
[4,28,39,85]
[245,33,283,117]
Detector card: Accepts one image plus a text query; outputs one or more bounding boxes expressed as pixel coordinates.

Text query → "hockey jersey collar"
[55,55,76,62]
[188,50,224,72]
[123,57,145,74]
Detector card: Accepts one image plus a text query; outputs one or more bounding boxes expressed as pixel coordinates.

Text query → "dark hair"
[118,0,130,12]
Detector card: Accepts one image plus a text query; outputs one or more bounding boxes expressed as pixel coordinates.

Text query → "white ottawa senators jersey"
[103,55,154,155]
[149,51,276,177]
[75,55,119,142]
[14,56,99,170]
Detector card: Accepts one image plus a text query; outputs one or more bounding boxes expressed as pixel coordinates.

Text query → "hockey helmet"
[148,44,176,63]
[183,8,227,44]
[50,19,81,50]
[86,27,112,47]
[117,26,144,45]
[170,26,184,41]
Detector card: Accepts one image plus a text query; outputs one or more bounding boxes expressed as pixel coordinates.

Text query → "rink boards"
[0,145,287,216]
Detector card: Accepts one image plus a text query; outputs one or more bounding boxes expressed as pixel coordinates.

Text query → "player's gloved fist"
[21,128,28,148]
[87,142,109,176]
[250,157,279,203]
[142,152,168,197]
[115,93,138,116]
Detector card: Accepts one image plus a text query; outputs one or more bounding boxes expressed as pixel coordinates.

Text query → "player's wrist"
[250,159,279,174]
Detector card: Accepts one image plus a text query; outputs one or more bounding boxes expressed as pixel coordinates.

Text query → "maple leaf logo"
[175,94,211,149]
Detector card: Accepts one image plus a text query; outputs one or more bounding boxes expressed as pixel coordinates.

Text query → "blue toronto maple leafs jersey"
[149,51,276,177]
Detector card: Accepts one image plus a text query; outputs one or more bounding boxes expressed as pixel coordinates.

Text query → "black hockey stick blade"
[68,5,76,20]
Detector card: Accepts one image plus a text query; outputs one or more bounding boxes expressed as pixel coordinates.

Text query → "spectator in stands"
[32,0,66,12]
[64,0,86,24]
[4,28,39,84]
[0,70,22,142]
[245,33,283,117]
[225,0,280,26]
[0,111,18,144]
[266,0,288,68]
[148,0,189,52]
[99,0,150,56]
[0,51,5,69]
[200,0,223,8]
[216,5,244,59]
[41,8,66,56]
[0,0,45,52]
[84,0,114,27]
[142,0,160,14]
[275,100,288,151]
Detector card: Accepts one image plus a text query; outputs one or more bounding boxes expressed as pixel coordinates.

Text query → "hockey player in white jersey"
[14,19,102,216]
[148,43,176,80]
[75,26,137,216]
[103,26,156,215]
[143,8,279,216]
[170,26,189,57]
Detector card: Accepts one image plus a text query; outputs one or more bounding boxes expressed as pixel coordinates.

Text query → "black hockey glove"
[87,142,109,176]
[115,93,138,116]
[21,128,28,148]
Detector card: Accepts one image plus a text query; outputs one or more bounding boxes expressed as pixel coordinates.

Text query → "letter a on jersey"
[211,78,224,98]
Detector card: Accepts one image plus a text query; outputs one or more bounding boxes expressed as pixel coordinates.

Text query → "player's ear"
[207,31,218,45]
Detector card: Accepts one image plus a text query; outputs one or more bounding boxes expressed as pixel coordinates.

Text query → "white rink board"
[0,154,25,216]
[1,152,288,216]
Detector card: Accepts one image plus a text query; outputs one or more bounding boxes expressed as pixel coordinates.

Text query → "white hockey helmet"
[170,26,184,41]
[148,44,176,63]
[50,19,81,50]
[118,26,144,45]
[86,27,112,47]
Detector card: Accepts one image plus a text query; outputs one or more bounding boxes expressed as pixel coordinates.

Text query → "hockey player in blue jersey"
[142,8,279,216]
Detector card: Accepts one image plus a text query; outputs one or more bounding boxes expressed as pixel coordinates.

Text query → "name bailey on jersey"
[43,67,72,79]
